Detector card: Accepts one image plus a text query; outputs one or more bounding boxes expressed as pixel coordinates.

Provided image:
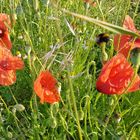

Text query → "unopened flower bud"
[25,46,31,55]
[13,104,25,112]
[78,110,84,121]
[7,131,13,138]
[50,117,57,128]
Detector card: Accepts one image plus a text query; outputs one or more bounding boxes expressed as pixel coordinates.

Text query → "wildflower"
[0,47,24,86]
[34,70,60,104]
[114,15,140,57]
[96,53,140,95]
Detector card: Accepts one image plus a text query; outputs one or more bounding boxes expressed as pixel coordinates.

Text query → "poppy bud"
[78,110,84,121]
[13,104,25,112]
[25,45,31,55]
[7,131,13,139]
[102,51,108,63]
[130,48,140,66]
[50,117,57,128]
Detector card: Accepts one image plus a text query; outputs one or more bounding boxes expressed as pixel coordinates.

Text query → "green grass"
[0,0,140,139]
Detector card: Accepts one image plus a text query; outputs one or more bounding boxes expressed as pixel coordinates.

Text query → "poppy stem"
[102,95,122,140]
[101,42,108,64]
[67,71,83,140]
[127,37,137,60]
[50,0,65,53]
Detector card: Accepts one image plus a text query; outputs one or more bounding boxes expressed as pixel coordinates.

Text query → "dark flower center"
[0,60,9,70]
[0,28,5,38]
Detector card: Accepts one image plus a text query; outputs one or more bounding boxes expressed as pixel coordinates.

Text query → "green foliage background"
[0,0,140,139]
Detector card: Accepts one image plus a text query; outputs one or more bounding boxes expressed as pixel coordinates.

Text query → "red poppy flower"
[114,15,140,57]
[0,14,12,49]
[0,46,24,86]
[34,70,60,104]
[96,53,140,95]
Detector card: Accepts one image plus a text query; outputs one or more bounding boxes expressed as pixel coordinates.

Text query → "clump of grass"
[0,0,140,139]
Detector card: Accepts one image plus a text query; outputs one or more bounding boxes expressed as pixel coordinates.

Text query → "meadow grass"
[0,0,140,139]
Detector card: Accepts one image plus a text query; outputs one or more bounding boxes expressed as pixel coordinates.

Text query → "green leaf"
[62,9,140,37]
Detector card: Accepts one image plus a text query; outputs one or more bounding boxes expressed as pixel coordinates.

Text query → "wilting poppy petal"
[96,54,140,95]
[123,15,137,32]
[34,70,60,104]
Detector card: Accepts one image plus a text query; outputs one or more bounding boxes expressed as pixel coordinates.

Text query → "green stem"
[51,0,65,53]
[67,71,83,140]
[102,95,121,140]
[127,37,137,60]
[101,42,108,64]
[133,0,140,20]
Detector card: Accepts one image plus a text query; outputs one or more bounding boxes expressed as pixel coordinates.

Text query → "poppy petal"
[96,54,140,94]
[114,34,131,51]
[1,57,24,70]
[0,46,24,70]
[40,71,57,90]
[128,76,140,92]
[34,70,60,104]
[0,32,12,49]
[43,88,60,104]
[0,45,11,58]
[133,38,140,48]
[34,74,45,103]
[0,69,16,86]
[123,15,137,32]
